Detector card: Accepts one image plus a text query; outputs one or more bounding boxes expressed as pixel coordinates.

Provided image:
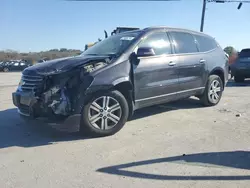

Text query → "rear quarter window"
[194,34,217,52]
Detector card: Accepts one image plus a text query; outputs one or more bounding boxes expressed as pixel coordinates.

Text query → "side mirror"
[137,47,155,57]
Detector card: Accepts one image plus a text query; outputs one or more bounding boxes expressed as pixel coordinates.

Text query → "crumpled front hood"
[23,55,111,76]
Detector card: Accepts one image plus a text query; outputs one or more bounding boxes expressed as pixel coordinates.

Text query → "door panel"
[132,31,180,109]
[169,31,206,94]
[178,54,206,91]
[134,55,179,102]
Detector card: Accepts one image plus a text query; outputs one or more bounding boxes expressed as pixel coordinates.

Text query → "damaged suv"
[12,26,228,136]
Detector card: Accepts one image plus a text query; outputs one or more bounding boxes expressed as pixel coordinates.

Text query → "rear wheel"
[200,75,223,106]
[80,90,129,137]
[234,75,244,83]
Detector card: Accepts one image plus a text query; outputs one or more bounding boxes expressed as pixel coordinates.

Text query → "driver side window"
[14,62,19,66]
[137,32,172,56]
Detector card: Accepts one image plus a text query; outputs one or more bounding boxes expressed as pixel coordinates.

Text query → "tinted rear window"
[239,49,250,58]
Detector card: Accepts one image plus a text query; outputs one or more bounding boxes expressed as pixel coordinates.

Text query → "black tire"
[3,67,9,72]
[200,75,223,107]
[80,90,129,137]
[234,75,244,83]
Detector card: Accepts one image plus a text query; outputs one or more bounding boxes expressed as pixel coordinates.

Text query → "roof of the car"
[112,26,213,40]
[143,26,211,37]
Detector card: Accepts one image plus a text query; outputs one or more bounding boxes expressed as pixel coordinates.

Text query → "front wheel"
[80,90,129,137]
[200,75,223,106]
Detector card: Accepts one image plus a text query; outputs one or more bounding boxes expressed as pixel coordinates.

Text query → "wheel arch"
[113,80,134,120]
[209,67,225,89]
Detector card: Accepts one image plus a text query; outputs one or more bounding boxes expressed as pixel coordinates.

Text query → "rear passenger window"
[137,32,172,56]
[195,35,217,52]
[170,31,198,54]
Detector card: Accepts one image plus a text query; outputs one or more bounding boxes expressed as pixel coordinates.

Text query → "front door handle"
[168,61,176,66]
[200,59,206,63]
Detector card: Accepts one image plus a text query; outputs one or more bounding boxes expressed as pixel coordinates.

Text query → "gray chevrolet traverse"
[12,26,228,136]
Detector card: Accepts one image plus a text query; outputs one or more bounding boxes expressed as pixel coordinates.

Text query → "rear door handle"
[200,59,206,63]
[168,61,176,66]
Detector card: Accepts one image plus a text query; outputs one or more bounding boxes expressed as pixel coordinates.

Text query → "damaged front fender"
[87,59,131,91]
[44,58,111,116]
[70,59,133,114]
[47,87,71,116]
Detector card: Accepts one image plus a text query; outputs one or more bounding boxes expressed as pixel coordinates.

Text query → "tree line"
[0,48,83,64]
[224,46,239,65]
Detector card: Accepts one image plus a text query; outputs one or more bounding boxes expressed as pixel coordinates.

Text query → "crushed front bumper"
[12,91,81,127]
[12,91,36,116]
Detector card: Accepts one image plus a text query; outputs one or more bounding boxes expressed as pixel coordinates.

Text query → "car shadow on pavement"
[97,151,250,181]
[0,98,203,149]
[0,108,90,149]
[226,79,250,87]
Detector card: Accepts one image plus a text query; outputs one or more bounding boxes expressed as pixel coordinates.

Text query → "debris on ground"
[218,108,231,113]
[236,113,242,117]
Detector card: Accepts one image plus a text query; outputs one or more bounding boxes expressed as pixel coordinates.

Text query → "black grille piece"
[21,74,44,92]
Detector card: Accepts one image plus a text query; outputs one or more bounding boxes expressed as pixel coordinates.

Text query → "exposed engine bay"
[20,59,108,119]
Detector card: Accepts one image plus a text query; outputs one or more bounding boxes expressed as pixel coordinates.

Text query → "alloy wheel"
[88,96,122,130]
[208,80,221,103]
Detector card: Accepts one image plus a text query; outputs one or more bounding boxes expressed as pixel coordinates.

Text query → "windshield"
[81,31,141,56]
[239,49,250,58]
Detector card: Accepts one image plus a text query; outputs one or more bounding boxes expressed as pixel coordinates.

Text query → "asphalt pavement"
[1,72,250,188]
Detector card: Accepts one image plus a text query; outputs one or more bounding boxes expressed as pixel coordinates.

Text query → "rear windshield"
[239,49,250,58]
